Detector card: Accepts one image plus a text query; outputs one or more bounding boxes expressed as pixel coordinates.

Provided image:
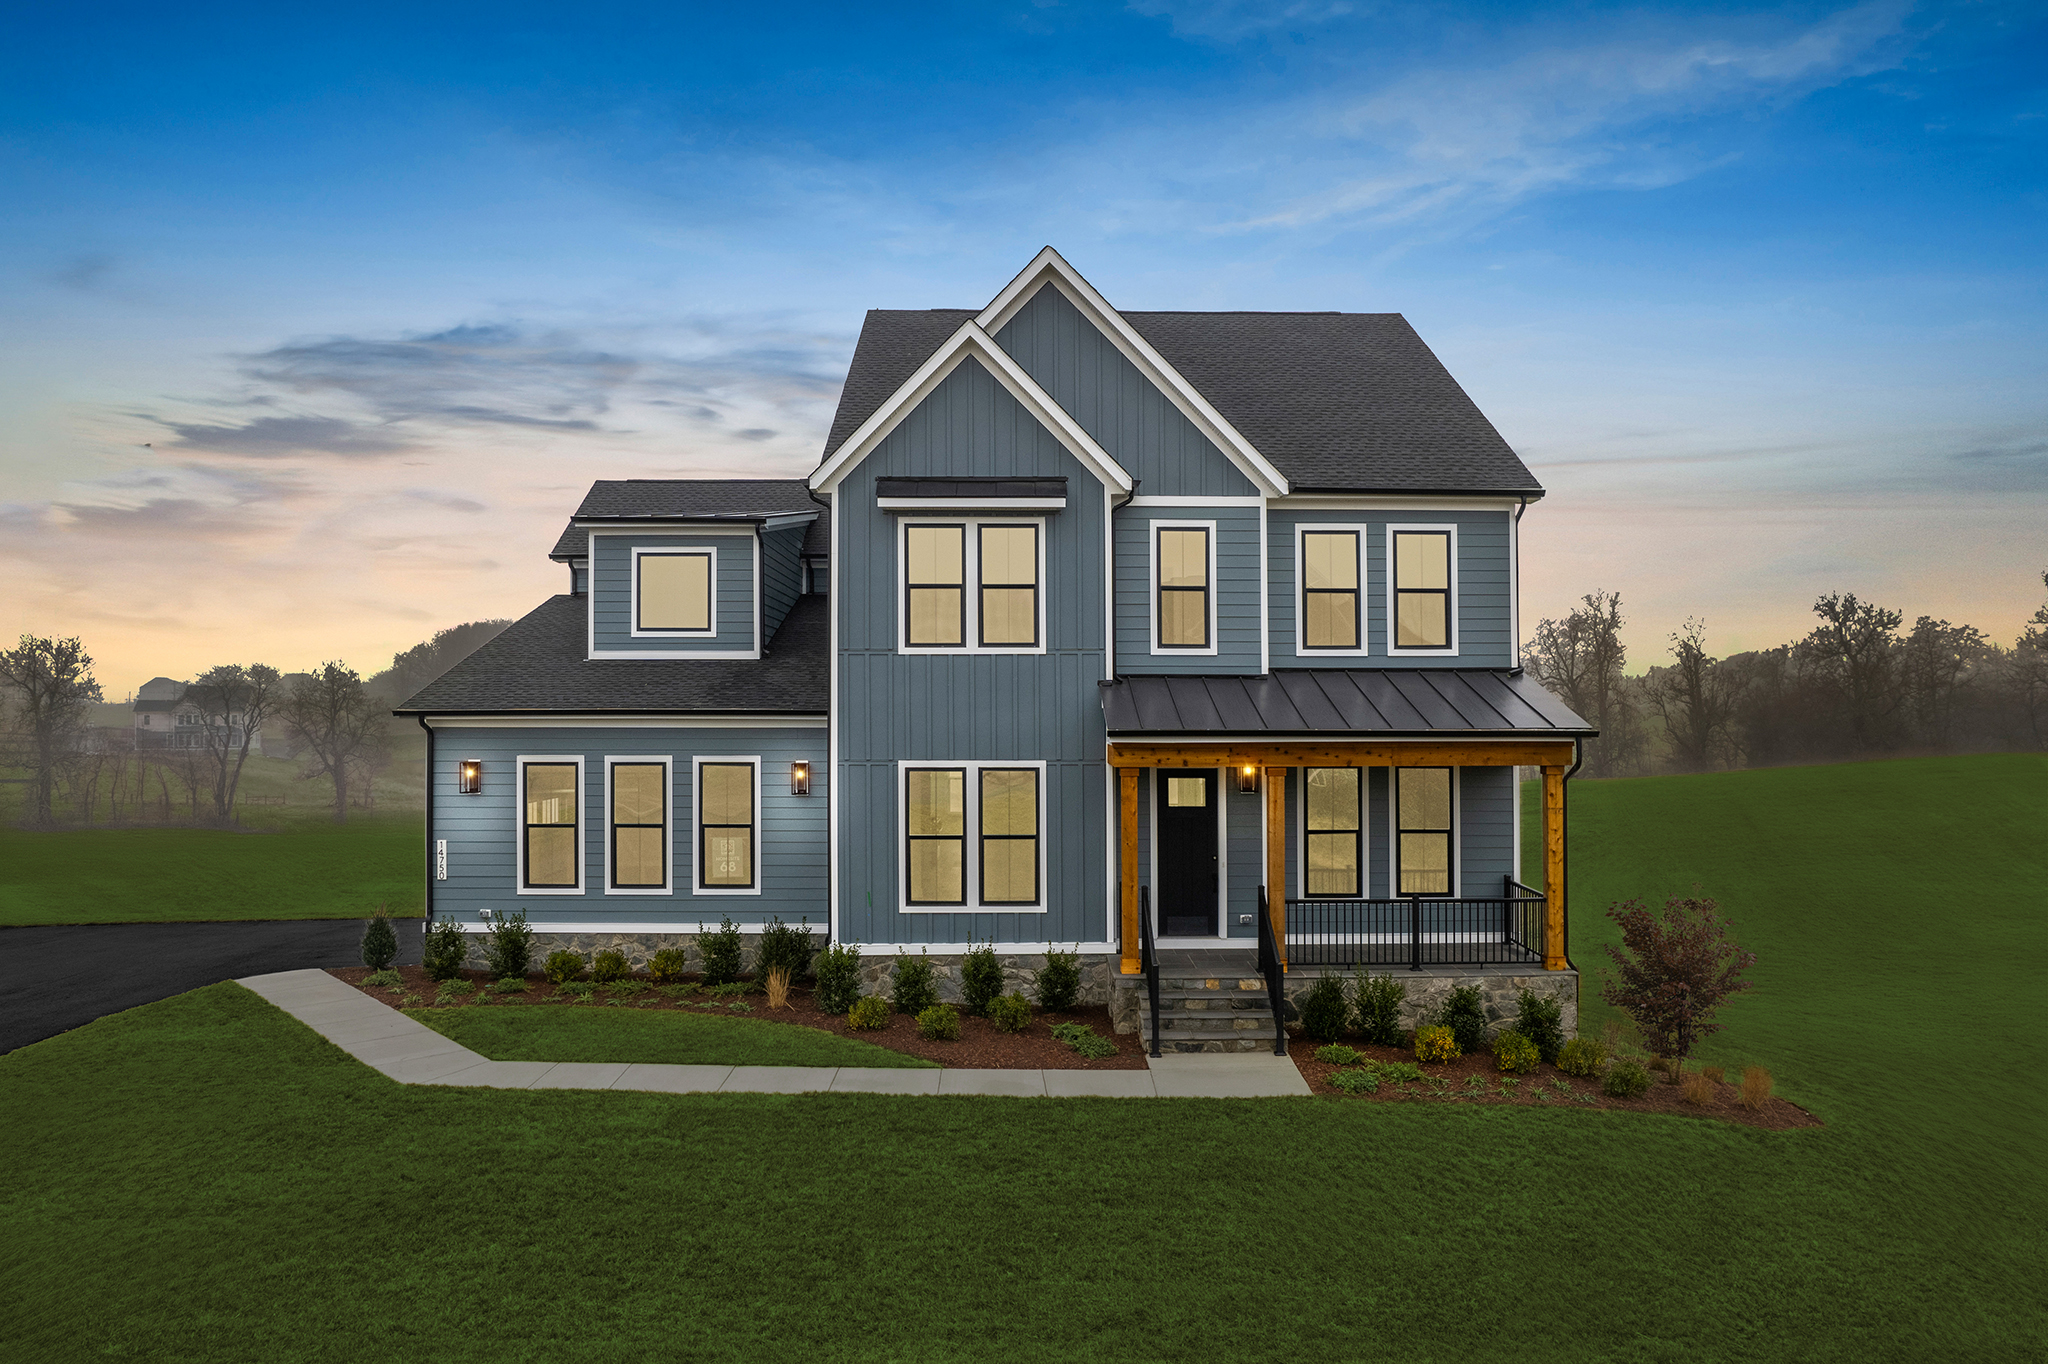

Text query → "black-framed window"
[698,762,755,889]
[978,524,1038,647]
[610,762,666,889]
[905,524,965,647]
[1395,767,1453,897]
[1392,531,1451,649]
[637,550,712,632]
[1302,531,1360,650]
[906,767,966,904]
[1304,767,1361,897]
[1157,526,1210,648]
[523,762,578,888]
[979,767,1039,905]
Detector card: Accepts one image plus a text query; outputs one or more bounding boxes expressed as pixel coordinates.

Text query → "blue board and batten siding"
[429,726,827,930]
[1114,506,1263,673]
[589,532,757,655]
[835,355,1110,947]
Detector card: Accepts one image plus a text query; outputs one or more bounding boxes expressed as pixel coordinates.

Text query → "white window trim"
[1292,523,1371,658]
[603,755,674,896]
[1387,765,1461,899]
[691,755,763,896]
[1385,523,1460,657]
[1297,765,1370,900]
[587,531,761,661]
[1148,518,1219,657]
[1146,767,1231,941]
[515,754,585,896]
[896,759,1049,914]
[630,546,717,638]
[897,518,1049,656]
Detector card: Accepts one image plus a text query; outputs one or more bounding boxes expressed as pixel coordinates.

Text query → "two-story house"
[397,248,1596,1048]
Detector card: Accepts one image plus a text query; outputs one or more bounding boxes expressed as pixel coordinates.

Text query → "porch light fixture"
[1236,764,1259,795]
[457,759,483,795]
[790,760,812,796]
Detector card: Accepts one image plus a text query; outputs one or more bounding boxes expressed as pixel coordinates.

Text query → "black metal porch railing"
[1284,875,1547,970]
[1255,886,1288,1056]
[1138,885,1162,1059]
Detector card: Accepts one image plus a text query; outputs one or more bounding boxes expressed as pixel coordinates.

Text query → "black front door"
[1156,769,1219,937]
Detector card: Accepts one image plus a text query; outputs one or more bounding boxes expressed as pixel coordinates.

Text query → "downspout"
[1107,480,1139,682]
[416,716,435,956]
[1511,495,1528,675]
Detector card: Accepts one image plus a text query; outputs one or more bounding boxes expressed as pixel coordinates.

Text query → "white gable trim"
[809,321,1132,496]
[977,247,1290,498]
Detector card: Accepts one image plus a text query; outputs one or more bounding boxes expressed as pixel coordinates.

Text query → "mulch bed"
[1287,1038,1823,1130]
[328,965,1147,1070]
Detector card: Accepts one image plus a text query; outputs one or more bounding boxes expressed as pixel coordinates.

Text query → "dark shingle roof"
[1100,669,1593,738]
[819,306,1540,495]
[394,595,828,715]
[549,478,822,559]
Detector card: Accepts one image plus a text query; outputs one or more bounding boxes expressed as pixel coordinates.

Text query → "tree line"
[1524,572,2048,777]
[0,619,510,827]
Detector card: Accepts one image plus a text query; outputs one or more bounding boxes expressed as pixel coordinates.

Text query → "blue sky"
[2,0,2042,694]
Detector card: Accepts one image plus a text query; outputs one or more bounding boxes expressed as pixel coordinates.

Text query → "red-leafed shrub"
[1600,891,1756,1061]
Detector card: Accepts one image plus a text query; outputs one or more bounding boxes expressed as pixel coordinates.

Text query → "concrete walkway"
[236,969,1310,1099]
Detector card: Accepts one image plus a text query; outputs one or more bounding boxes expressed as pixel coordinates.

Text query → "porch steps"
[1135,971,1284,1054]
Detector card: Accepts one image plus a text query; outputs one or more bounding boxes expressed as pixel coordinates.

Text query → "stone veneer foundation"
[1106,962,1579,1038]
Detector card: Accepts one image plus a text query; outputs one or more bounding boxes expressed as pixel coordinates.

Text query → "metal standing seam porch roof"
[1099,669,1595,739]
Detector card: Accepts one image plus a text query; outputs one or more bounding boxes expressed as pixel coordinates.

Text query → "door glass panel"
[1166,776,1208,807]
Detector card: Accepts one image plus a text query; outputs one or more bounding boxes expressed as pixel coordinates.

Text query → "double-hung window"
[1390,529,1453,651]
[1395,767,1453,897]
[520,758,581,891]
[903,521,1042,651]
[608,760,668,890]
[978,525,1038,647]
[903,761,1045,910]
[1303,767,1362,897]
[635,549,713,634]
[904,525,965,647]
[696,759,758,892]
[1301,530,1361,651]
[1155,525,1212,650]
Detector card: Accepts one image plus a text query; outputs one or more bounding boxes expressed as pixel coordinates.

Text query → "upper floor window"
[1389,528,1455,653]
[635,549,714,635]
[1303,767,1362,897]
[901,520,1045,654]
[1301,529,1362,651]
[1154,523,1213,652]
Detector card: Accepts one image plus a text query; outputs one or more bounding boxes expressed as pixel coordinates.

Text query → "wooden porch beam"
[1541,764,1567,971]
[1265,766,1287,971]
[1119,767,1140,976]
[1109,741,1577,769]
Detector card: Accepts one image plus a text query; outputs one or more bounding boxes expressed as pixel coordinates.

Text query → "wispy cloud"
[155,414,415,459]
[1127,0,1356,42]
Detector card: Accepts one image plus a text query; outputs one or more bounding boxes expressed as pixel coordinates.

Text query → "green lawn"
[409,1004,938,1068]
[0,814,424,925]
[1,753,2041,1361]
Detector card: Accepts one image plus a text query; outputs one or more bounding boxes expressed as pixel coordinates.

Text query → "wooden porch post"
[1541,764,1567,970]
[1265,766,1287,970]
[1120,767,1140,976]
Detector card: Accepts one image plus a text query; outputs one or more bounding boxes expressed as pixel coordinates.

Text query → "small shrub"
[1495,1076,1522,1096]
[1032,947,1082,1013]
[555,981,596,1000]
[1331,1068,1381,1095]
[701,981,753,1000]
[960,941,1005,1017]
[435,978,476,998]
[1602,1057,1651,1099]
[891,950,940,1015]
[1351,971,1407,1047]
[1681,1070,1715,1105]
[1492,1029,1540,1074]
[988,992,1032,1033]
[764,966,792,1011]
[422,919,468,981]
[1600,890,1757,1060]
[1379,1061,1425,1084]
[1514,989,1566,1065]
[1313,1043,1361,1066]
[487,977,526,995]
[362,968,402,990]
[916,1004,961,1041]
[1702,1065,1726,1084]
[813,943,863,1016]
[754,916,816,983]
[590,949,630,985]
[1435,985,1489,1055]
[1298,975,1349,1043]
[1741,1065,1773,1110]
[606,980,648,998]
[543,950,586,985]
[698,917,745,986]
[483,911,534,980]
[726,1001,752,1013]
[360,911,398,971]
[1556,1036,1609,1077]
[658,983,695,1000]
[847,995,891,1031]
[648,948,690,984]
[1413,1024,1460,1063]
[1050,1021,1114,1059]
[399,992,423,1008]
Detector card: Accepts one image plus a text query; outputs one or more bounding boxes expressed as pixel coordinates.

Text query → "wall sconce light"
[457,759,483,794]
[1236,764,1259,795]
[790,760,812,796]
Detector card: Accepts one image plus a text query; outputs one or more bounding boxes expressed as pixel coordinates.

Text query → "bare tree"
[0,635,103,826]
[1651,618,1744,772]
[1525,591,1635,775]
[1801,592,1904,752]
[187,663,283,822]
[282,662,380,824]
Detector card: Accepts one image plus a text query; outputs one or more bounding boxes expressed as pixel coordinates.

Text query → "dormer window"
[634,549,713,635]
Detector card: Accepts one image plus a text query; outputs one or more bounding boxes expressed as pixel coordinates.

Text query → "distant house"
[132,677,263,754]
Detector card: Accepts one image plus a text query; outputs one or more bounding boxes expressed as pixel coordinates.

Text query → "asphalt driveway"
[0,918,423,1054]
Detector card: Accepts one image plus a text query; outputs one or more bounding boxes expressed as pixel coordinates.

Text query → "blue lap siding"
[589,531,758,656]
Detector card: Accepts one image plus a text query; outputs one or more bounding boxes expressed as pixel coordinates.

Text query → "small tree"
[0,635,102,825]
[188,662,282,821]
[281,662,380,823]
[361,910,398,970]
[1600,891,1756,1060]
